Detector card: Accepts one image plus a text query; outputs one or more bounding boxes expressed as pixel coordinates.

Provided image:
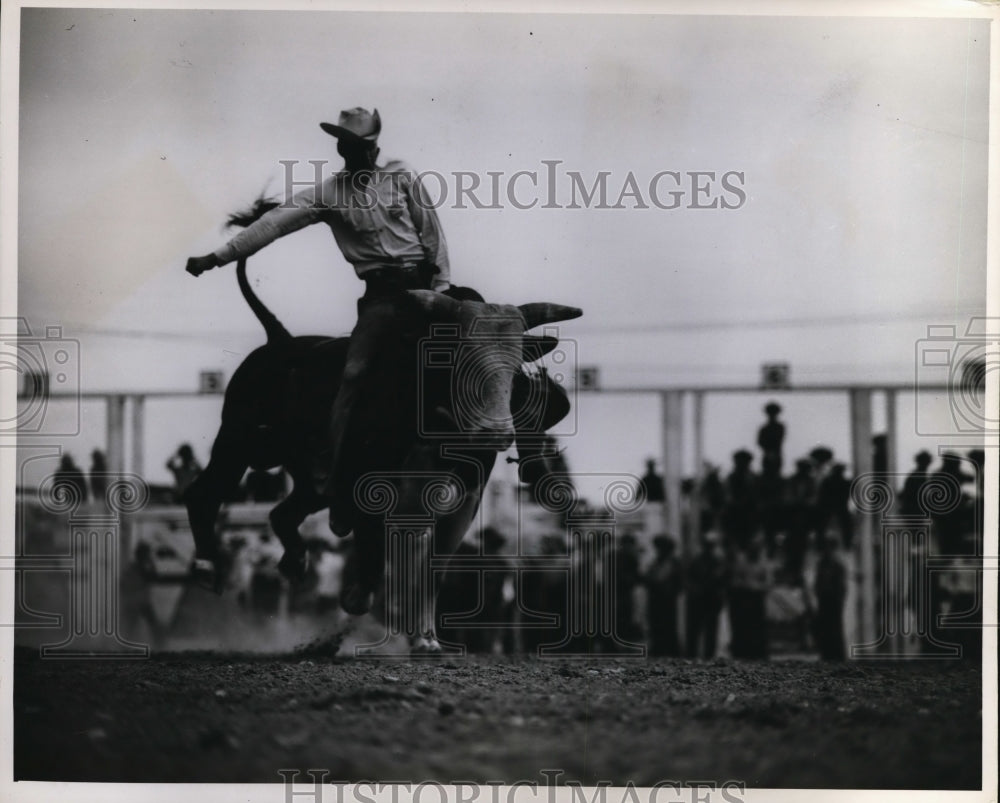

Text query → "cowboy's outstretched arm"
[406,172,450,291]
[186,183,327,276]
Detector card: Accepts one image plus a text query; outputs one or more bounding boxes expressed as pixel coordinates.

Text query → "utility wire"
[35,305,983,340]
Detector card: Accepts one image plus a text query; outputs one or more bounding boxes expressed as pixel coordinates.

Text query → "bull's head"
[406,290,582,451]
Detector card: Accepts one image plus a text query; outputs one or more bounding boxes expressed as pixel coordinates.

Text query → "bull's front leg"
[352,462,489,655]
[408,484,487,655]
[396,527,438,654]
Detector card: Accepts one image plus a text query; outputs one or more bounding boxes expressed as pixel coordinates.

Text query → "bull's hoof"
[340,583,374,616]
[410,636,442,656]
[277,549,310,583]
[191,558,223,595]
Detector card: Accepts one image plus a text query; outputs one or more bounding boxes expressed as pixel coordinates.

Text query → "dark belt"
[358,264,438,317]
[361,263,435,299]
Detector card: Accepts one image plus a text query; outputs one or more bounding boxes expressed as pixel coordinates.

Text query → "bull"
[183,254,580,653]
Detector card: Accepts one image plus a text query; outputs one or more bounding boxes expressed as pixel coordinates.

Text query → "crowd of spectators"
[623,402,986,661]
[49,442,290,508]
[51,449,110,504]
[59,401,984,662]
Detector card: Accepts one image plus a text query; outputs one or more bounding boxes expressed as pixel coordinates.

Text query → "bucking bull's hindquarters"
[183,253,581,654]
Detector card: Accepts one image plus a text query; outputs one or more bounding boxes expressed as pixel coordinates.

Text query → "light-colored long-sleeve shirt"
[213,159,450,284]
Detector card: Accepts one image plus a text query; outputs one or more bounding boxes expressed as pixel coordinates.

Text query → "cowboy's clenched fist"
[186,253,220,276]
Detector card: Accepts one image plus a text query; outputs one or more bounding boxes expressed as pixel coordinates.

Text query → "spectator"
[757,453,785,557]
[817,463,853,549]
[166,443,202,503]
[520,534,567,654]
[435,539,480,649]
[286,537,323,615]
[941,452,985,664]
[757,401,786,473]
[728,539,771,659]
[88,449,108,503]
[967,448,985,495]
[438,528,516,654]
[613,533,644,646]
[931,453,974,555]
[53,454,88,504]
[313,542,344,615]
[967,448,986,542]
[722,449,758,548]
[699,463,726,534]
[644,534,682,656]
[481,527,518,654]
[568,530,609,654]
[813,535,848,660]
[525,434,571,505]
[784,458,817,577]
[119,541,166,650]
[229,535,254,608]
[872,433,888,475]
[809,446,834,482]
[685,534,726,659]
[249,532,284,617]
[771,564,813,652]
[900,451,934,516]
[639,458,666,503]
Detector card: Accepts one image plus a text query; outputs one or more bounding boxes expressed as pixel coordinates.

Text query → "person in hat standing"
[639,458,666,504]
[166,443,203,504]
[185,108,451,534]
[757,401,786,473]
[88,449,109,506]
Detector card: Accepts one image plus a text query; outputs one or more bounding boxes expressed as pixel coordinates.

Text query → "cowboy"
[185,108,451,534]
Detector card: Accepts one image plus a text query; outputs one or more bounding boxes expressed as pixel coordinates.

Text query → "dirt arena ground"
[13,648,982,789]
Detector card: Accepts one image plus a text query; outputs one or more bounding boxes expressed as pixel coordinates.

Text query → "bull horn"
[522,335,559,362]
[406,289,462,316]
[518,303,583,330]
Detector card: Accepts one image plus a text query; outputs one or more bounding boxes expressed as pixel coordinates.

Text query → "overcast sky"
[12,7,993,487]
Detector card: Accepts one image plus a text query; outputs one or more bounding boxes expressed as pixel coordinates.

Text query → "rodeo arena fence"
[10,380,989,661]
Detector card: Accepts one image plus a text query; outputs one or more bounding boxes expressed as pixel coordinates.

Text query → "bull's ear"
[522,335,559,362]
[518,303,583,330]
[405,289,462,318]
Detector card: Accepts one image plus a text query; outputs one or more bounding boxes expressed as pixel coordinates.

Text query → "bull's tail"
[236,257,291,344]
[227,195,292,344]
